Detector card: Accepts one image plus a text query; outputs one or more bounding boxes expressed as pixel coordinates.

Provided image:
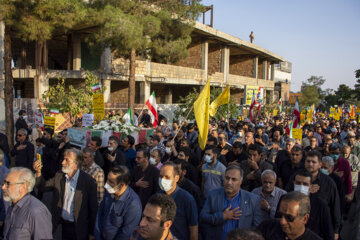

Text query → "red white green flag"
[250,93,256,122]
[292,97,300,128]
[146,91,158,127]
[50,108,59,115]
[91,83,101,92]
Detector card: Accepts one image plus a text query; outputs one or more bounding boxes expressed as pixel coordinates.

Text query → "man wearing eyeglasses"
[2,167,52,240]
[258,191,321,240]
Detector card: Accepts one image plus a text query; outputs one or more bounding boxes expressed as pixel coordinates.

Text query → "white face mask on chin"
[104,183,117,194]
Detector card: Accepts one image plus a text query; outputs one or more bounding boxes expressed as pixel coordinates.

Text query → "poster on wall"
[244,86,264,105]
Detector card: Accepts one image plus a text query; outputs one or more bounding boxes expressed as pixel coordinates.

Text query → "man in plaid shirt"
[82,148,105,204]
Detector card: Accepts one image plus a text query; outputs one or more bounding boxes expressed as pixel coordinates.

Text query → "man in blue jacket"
[200,165,262,240]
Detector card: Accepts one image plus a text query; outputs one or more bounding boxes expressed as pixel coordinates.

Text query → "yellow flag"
[194,81,210,150]
[209,85,230,117]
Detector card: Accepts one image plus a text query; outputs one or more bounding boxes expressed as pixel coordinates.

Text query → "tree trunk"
[129,48,136,115]
[4,25,14,150]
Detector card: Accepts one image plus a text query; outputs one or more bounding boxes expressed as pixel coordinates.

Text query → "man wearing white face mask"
[95,166,142,240]
[201,145,226,198]
[291,169,334,240]
[159,162,198,240]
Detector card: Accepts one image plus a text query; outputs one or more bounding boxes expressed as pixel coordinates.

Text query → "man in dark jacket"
[11,128,34,169]
[15,110,32,135]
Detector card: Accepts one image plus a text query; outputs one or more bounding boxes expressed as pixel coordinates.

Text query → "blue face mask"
[320,168,329,175]
[330,154,340,161]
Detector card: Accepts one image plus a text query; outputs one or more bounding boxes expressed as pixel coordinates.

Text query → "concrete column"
[253,56,258,79]
[140,81,151,104]
[201,40,208,81]
[262,60,267,80]
[104,79,111,103]
[221,46,230,83]
[165,88,172,104]
[101,47,112,74]
[34,74,49,98]
[72,34,81,71]
[271,62,275,80]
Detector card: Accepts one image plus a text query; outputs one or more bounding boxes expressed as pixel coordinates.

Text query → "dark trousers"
[62,219,77,240]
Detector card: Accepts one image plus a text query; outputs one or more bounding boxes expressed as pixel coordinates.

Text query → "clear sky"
[199,0,360,92]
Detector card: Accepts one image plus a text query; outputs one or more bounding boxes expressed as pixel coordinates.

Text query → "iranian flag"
[292,97,300,128]
[250,93,256,122]
[123,108,134,125]
[146,91,158,127]
[50,108,59,115]
[91,83,101,92]
[278,98,282,113]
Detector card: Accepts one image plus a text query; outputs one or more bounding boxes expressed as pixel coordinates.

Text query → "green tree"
[335,84,354,105]
[301,76,326,98]
[354,69,360,100]
[174,87,240,121]
[0,0,86,147]
[85,0,204,113]
[42,72,103,123]
[300,85,320,108]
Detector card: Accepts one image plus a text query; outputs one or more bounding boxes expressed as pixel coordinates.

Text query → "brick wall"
[110,81,129,103]
[230,88,244,104]
[258,59,263,79]
[208,43,222,75]
[175,37,202,69]
[229,55,253,77]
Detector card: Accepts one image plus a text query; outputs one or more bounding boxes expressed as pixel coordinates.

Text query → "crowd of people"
[0,109,360,240]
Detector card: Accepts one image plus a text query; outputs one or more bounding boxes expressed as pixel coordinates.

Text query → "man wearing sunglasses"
[258,191,321,240]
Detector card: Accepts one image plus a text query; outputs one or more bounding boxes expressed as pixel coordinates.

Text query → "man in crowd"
[33,148,98,240]
[103,136,126,176]
[131,193,177,240]
[11,128,34,169]
[177,147,199,185]
[258,191,321,240]
[240,144,273,191]
[286,150,341,239]
[120,135,137,171]
[347,131,360,159]
[130,148,160,208]
[201,145,226,198]
[291,169,334,240]
[252,170,286,220]
[275,138,295,172]
[227,142,248,164]
[40,127,59,180]
[82,148,105,204]
[88,136,105,168]
[2,167,52,240]
[159,162,198,240]
[149,149,163,170]
[15,110,32,135]
[200,165,262,240]
[95,166,142,239]
[278,144,304,188]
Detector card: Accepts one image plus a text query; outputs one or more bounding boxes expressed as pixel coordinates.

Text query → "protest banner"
[93,93,105,122]
[82,113,94,127]
[292,128,303,141]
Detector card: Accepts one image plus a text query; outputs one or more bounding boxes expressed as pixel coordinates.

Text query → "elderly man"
[200,165,262,240]
[95,166,142,240]
[2,167,52,240]
[258,191,321,240]
[347,131,360,159]
[11,128,35,169]
[159,162,198,240]
[131,193,177,240]
[252,170,286,220]
[33,148,98,240]
[149,149,163,170]
[81,148,105,204]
